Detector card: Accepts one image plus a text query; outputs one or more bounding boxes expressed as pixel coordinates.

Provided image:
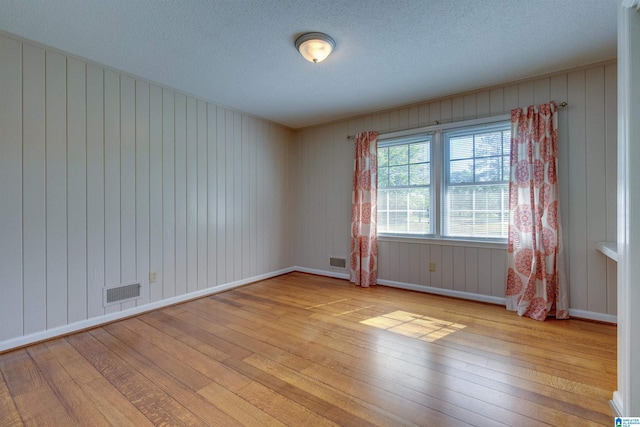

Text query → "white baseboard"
[568,308,617,323]
[381,279,617,323]
[611,391,624,417]
[293,266,350,280]
[294,268,618,323]
[0,267,295,353]
[377,278,507,305]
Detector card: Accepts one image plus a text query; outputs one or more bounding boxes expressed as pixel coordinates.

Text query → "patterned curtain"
[350,131,378,287]
[506,102,569,320]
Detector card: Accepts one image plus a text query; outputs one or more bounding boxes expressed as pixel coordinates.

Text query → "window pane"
[409,142,429,163]
[503,132,511,156]
[409,163,429,186]
[502,155,510,181]
[388,145,408,166]
[449,159,474,184]
[447,210,473,236]
[378,147,389,167]
[475,131,502,156]
[444,183,509,238]
[449,136,473,160]
[408,188,429,210]
[377,136,432,235]
[389,211,406,231]
[378,211,388,232]
[377,187,430,234]
[475,157,502,182]
[389,165,408,186]
[448,186,473,210]
[387,189,407,210]
[378,166,389,187]
[482,186,504,210]
[443,123,510,240]
[378,189,388,209]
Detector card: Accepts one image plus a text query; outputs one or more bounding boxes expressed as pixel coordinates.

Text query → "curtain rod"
[346,101,568,140]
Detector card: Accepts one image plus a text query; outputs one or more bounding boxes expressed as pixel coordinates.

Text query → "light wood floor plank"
[0,368,22,426]
[197,380,287,427]
[96,324,242,427]
[0,348,77,426]
[26,344,112,426]
[244,352,491,427]
[67,331,203,426]
[43,339,154,426]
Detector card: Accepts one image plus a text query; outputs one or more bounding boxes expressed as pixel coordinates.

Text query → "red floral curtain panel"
[350,131,378,287]
[506,102,569,320]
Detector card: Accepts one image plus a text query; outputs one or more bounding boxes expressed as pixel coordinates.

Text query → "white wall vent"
[329,257,347,269]
[104,283,141,306]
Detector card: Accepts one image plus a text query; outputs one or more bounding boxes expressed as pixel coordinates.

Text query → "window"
[377,135,432,234]
[443,124,511,240]
[376,119,510,242]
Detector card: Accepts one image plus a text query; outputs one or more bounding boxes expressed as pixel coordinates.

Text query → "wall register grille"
[104,283,141,306]
[329,257,347,268]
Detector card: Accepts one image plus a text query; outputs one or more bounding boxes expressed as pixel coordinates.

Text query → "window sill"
[595,241,618,262]
[378,234,508,250]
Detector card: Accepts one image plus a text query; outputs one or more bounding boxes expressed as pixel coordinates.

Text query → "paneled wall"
[292,62,618,319]
[0,34,293,343]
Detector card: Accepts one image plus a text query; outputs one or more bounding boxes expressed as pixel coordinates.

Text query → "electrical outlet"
[429,262,436,272]
[149,272,157,283]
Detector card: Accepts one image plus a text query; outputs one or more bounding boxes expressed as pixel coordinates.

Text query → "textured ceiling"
[0,0,618,129]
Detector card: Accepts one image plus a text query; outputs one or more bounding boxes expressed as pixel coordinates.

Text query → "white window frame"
[376,114,510,246]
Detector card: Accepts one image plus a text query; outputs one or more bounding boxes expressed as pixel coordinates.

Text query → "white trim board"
[377,278,506,305]
[294,266,350,280]
[611,391,624,417]
[0,267,295,353]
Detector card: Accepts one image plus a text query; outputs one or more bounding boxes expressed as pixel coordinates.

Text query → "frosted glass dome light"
[295,32,335,63]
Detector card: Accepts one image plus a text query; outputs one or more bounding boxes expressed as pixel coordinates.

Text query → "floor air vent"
[104,283,141,306]
[329,257,347,268]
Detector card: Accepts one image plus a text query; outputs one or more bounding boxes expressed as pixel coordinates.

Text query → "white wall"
[292,62,618,320]
[0,34,293,345]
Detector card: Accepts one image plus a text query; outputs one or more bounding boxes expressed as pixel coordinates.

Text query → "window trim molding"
[378,234,507,250]
[377,114,510,142]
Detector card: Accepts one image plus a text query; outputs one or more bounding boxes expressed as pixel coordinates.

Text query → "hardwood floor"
[0,272,616,426]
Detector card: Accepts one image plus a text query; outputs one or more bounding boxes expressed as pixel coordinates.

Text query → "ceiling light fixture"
[295,32,335,63]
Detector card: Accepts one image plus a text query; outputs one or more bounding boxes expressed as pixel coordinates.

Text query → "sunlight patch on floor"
[360,310,466,342]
